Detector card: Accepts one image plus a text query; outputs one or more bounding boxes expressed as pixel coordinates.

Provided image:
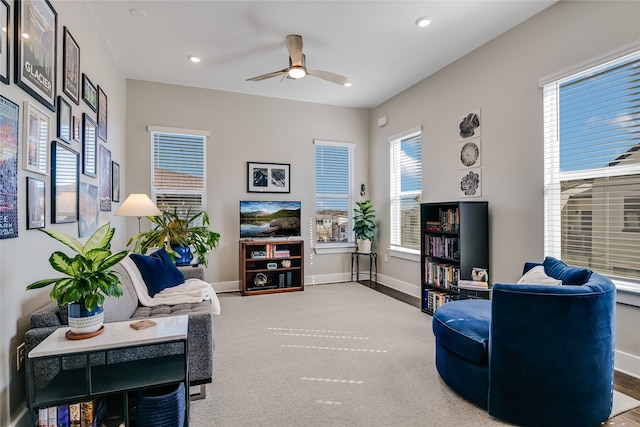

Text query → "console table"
[350,251,378,288]
[27,316,189,426]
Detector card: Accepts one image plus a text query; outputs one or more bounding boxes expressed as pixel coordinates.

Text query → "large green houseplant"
[26,223,128,334]
[353,199,376,253]
[128,208,221,267]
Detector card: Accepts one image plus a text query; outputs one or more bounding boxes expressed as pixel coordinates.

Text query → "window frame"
[147,125,209,217]
[389,126,422,258]
[314,139,355,252]
[541,44,640,300]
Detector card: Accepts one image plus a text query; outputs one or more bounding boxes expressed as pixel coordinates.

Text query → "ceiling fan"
[246,34,348,86]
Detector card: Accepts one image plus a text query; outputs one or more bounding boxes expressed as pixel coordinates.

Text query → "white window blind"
[315,140,354,244]
[150,129,207,218]
[390,128,422,250]
[543,50,640,283]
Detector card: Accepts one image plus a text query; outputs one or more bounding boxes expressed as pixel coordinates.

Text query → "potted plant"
[353,199,376,253]
[26,223,128,335]
[128,208,221,267]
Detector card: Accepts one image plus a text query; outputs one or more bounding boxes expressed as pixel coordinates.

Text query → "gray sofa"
[24,263,214,398]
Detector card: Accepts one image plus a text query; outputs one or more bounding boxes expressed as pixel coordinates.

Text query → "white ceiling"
[87,1,557,109]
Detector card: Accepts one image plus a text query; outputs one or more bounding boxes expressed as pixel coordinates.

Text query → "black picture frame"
[56,95,71,143]
[82,73,97,112]
[51,141,79,224]
[99,144,112,212]
[0,0,9,84]
[15,0,57,112]
[26,176,45,229]
[82,113,97,177]
[247,161,291,193]
[62,26,80,105]
[111,161,120,202]
[97,85,107,141]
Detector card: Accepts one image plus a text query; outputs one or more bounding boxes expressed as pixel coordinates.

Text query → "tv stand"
[240,240,304,295]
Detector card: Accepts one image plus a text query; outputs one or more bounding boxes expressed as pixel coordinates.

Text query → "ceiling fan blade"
[286,34,303,66]
[307,69,348,86]
[246,69,288,82]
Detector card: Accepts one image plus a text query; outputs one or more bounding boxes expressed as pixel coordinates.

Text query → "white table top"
[29,315,189,359]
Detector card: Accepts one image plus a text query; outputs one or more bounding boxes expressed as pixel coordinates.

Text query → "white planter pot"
[68,303,104,335]
[357,239,372,253]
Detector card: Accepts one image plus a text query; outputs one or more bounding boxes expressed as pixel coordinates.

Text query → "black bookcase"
[420,201,489,314]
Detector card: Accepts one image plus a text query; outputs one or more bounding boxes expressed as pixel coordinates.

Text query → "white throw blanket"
[120,255,221,315]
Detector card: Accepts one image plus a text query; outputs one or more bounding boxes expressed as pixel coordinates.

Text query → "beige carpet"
[190,282,639,426]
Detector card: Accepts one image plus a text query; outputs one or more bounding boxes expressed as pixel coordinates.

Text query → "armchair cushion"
[432,299,490,364]
[129,249,185,297]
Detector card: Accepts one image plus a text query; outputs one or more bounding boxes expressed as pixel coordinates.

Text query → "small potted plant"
[353,199,376,253]
[128,208,221,267]
[26,223,128,336]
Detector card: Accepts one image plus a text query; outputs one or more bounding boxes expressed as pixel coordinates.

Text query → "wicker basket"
[136,383,185,427]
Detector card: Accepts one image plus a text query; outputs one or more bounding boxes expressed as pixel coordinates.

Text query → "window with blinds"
[390,128,422,251]
[150,129,207,220]
[543,50,640,283]
[315,140,354,244]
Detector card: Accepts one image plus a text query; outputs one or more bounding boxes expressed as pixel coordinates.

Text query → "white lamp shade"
[114,194,161,217]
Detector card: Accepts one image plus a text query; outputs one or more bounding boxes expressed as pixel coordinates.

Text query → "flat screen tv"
[240,201,301,238]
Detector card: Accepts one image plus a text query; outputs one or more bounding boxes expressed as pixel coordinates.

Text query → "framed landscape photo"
[247,161,290,193]
[51,141,79,224]
[0,0,9,84]
[56,95,71,143]
[26,176,45,229]
[97,85,107,141]
[23,101,50,175]
[62,26,80,105]
[82,73,97,111]
[82,113,97,177]
[15,0,57,111]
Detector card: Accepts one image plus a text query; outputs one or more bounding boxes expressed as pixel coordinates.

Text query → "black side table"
[351,251,378,288]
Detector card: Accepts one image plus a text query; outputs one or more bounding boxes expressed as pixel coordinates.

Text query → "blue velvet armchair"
[432,257,616,427]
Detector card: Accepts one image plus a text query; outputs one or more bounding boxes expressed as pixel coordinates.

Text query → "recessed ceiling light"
[416,16,432,28]
[188,55,201,63]
[129,8,147,18]
[344,82,352,88]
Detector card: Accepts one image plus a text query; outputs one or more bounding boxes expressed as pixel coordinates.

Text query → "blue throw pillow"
[130,248,185,297]
[542,256,592,285]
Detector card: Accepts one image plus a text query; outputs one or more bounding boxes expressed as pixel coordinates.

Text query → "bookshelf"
[240,240,304,295]
[420,202,489,314]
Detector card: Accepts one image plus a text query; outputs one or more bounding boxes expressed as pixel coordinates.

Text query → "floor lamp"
[114,194,162,233]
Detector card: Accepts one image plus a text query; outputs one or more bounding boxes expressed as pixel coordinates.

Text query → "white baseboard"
[616,350,640,379]
[376,273,421,299]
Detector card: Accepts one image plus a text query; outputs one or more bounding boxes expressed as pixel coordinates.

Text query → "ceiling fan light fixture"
[188,55,201,63]
[416,16,432,28]
[344,82,352,88]
[288,67,306,79]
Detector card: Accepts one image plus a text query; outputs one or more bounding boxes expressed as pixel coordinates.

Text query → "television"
[240,201,301,238]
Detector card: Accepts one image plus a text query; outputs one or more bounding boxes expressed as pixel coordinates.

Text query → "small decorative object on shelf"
[240,240,304,295]
[420,202,489,314]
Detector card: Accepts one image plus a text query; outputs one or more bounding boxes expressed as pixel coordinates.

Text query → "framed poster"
[73,115,80,141]
[79,182,99,237]
[0,95,19,239]
[62,26,79,104]
[97,85,107,141]
[23,101,49,175]
[459,168,482,198]
[26,176,45,229]
[99,144,111,211]
[82,113,97,177]
[458,109,481,141]
[247,161,290,193]
[57,95,71,143]
[111,161,120,202]
[0,0,9,84]
[15,0,57,111]
[51,141,78,224]
[82,73,96,111]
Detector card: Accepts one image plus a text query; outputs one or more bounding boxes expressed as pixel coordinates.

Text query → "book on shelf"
[425,220,440,231]
[438,207,460,232]
[456,280,489,289]
[251,250,267,259]
[69,403,80,427]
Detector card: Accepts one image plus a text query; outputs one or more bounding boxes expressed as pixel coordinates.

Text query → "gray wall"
[0,1,127,425]
[125,81,370,289]
[369,0,640,374]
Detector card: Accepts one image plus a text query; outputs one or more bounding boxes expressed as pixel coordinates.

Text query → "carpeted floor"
[190,282,639,426]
